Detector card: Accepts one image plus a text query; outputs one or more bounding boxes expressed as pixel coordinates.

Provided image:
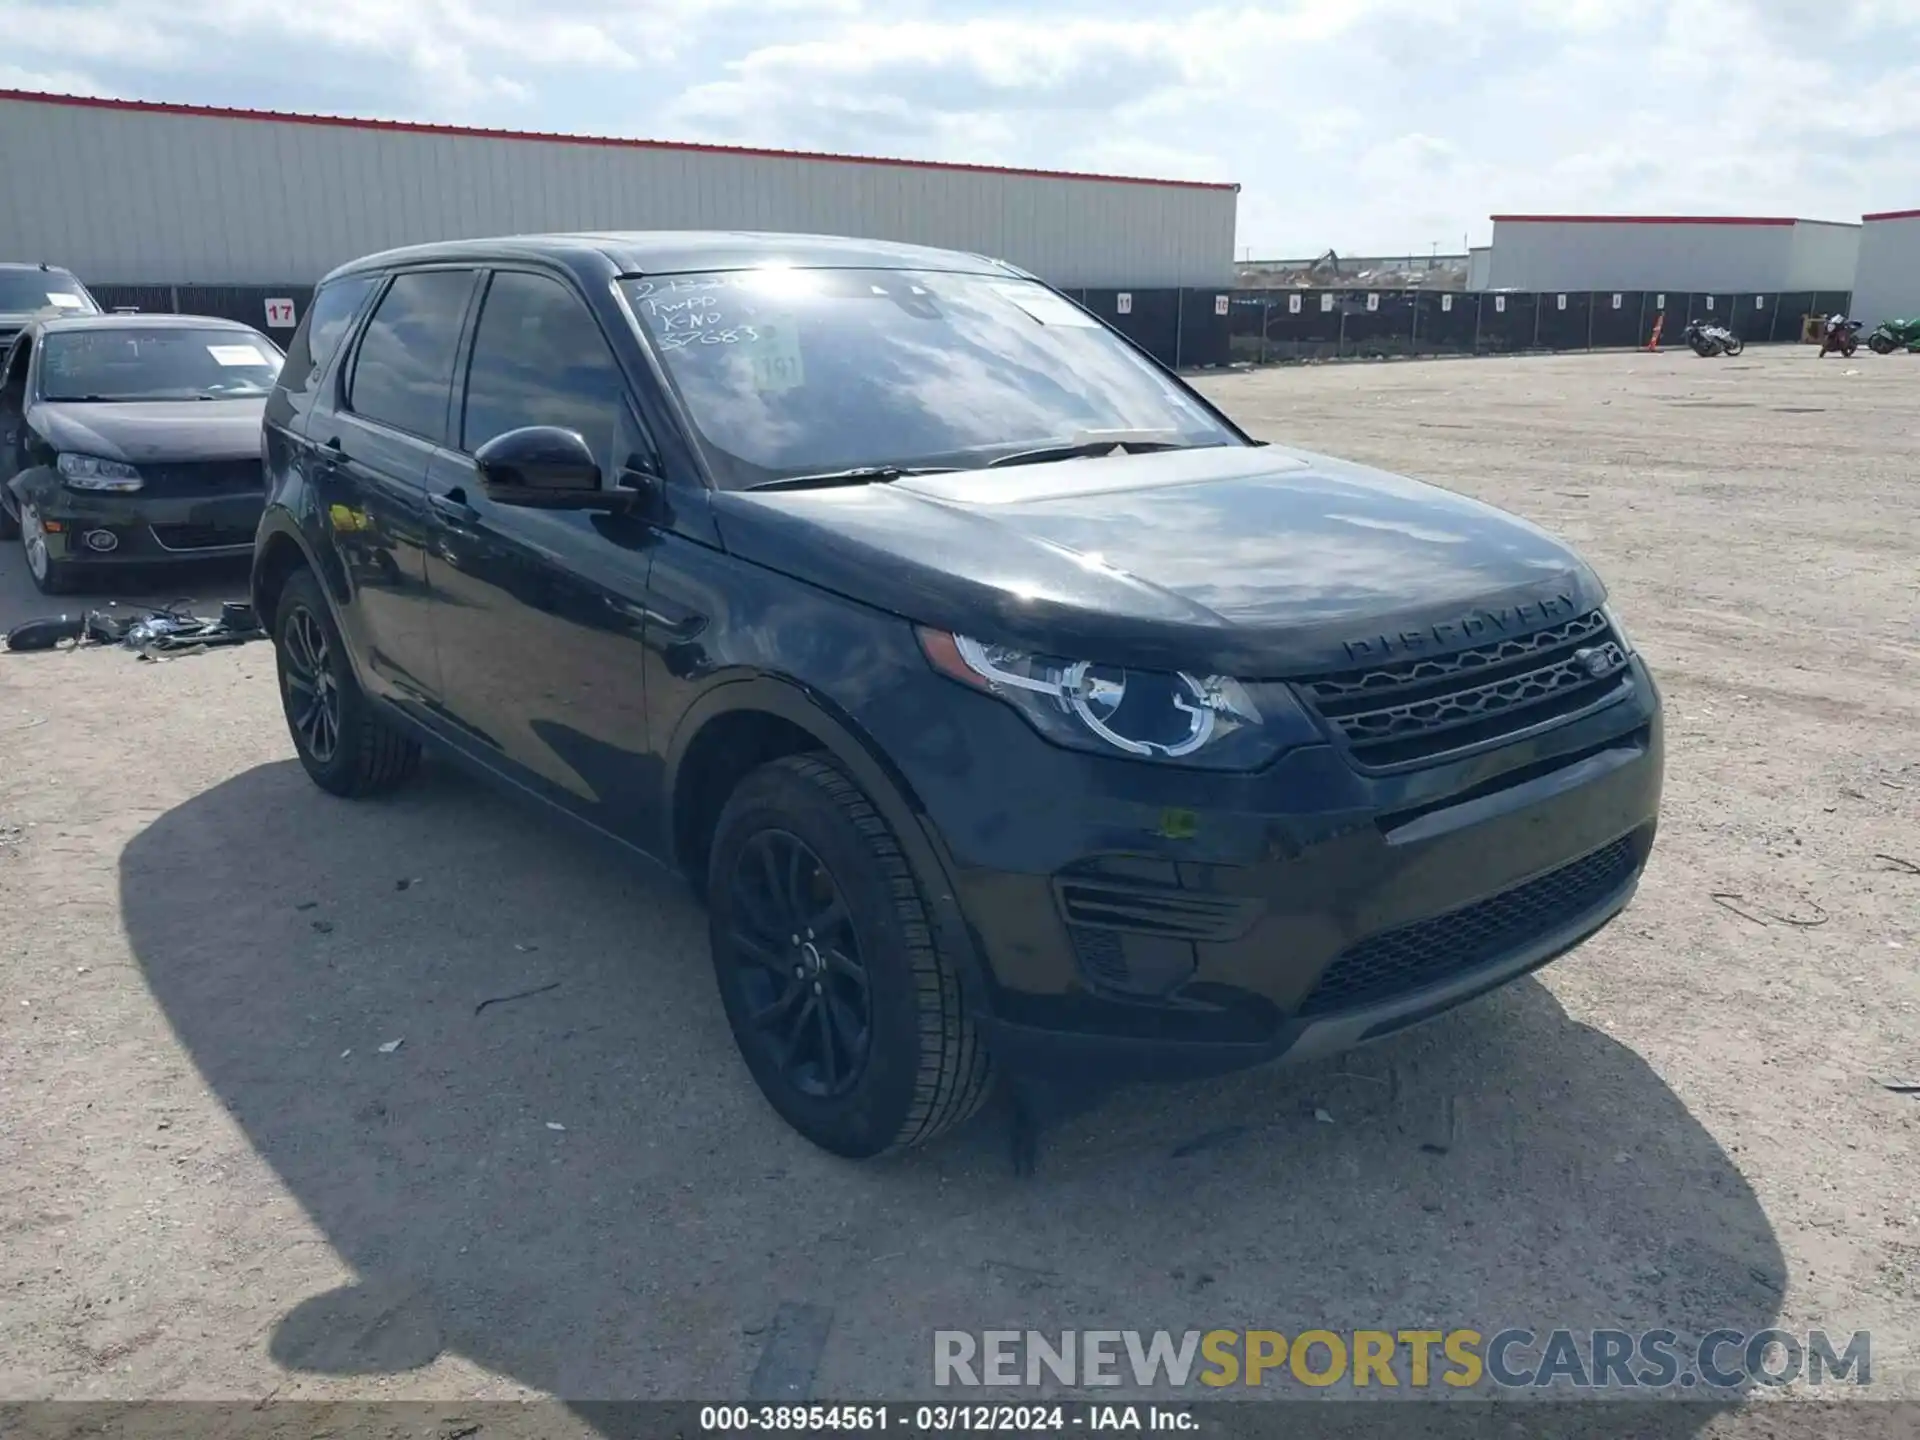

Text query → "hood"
[710,445,1605,676]
[28,399,266,466]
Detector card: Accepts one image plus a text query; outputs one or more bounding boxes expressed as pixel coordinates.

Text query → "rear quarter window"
[276,275,379,397]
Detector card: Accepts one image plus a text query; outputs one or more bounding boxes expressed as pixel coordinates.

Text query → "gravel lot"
[1,348,1915,1420]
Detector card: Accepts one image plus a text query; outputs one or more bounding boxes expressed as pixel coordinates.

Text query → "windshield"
[40,328,283,402]
[0,270,94,315]
[621,268,1239,486]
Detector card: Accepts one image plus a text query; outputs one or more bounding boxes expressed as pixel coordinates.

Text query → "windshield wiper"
[746,464,961,492]
[986,433,1216,468]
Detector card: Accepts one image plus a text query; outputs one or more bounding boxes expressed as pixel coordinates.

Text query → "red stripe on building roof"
[1490,214,1797,227]
[0,89,1239,192]
[1863,208,1920,222]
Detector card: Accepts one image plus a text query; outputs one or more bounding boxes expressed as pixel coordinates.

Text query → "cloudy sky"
[1,0,1913,256]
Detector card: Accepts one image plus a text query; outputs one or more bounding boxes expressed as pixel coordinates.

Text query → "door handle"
[428,488,478,521]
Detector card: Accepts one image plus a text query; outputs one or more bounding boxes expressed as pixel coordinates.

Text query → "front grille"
[140,459,263,496]
[1298,609,1631,769]
[1297,834,1639,1017]
[150,523,254,552]
[1055,877,1264,942]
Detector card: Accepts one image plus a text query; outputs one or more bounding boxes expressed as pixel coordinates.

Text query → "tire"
[1869,332,1896,355]
[273,567,420,798]
[19,500,82,595]
[1724,337,1744,357]
[707,753,993,1157]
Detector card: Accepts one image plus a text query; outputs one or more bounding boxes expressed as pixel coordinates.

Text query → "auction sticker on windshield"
[746,316,804,393]
[46,293,85,308]
[207,344,269,366]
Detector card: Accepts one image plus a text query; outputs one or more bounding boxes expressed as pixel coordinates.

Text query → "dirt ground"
[1,348,1915,1421]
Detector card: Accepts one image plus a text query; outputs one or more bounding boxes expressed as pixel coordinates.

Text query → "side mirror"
[473,426,602,507]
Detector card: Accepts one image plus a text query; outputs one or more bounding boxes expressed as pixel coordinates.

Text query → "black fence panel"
[1641,292,1687,348]
[1771,291,1819,343]
[1337,291,1417,358]
[88,283,177,314]
[1411,291,1478,355]
[1262,290,1344,361]
[1475,292,1537,353]
[1588,290,1647,349]
[1081,288,1180,368]
[1227,293,1271,364]
[1727,293,1774,342]
[1177,288,1232,368]
[1534,290,1593,350]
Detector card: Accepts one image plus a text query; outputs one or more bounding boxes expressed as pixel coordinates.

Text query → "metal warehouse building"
[1485,214,1860,295]
[1848,209,1920,329]
[0,91,1236,294]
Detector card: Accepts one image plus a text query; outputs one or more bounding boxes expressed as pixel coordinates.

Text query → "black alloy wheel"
[726,829,872,1099]
[272,567,420,798]
[707,753,992,1157]
[281,603,341,765]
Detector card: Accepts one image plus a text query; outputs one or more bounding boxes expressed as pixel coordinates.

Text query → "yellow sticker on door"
[747,316,804,393]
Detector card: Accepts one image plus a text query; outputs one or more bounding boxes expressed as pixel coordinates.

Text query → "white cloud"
[0,0,1914,251]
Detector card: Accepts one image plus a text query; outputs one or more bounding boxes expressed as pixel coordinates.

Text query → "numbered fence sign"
[1495,295,1506,313]
[263,297,297,329]
[1214,294,1229,316]
[1556,294,1567,311]
[1321,293,1335,313]
[1366,293,1379,312]
[1441,294,1453,312]
[1656,294,1666,310]
[1756,295,1768,309]
[1116,292,1132,315]
[1612,293,1623,309]
[1288,293,1302,314]
[1705,295,1715,310]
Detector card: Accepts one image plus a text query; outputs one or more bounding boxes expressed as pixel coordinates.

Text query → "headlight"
[58,453,143,492]
[918,628,1319,769]
[1601,600,1635,656]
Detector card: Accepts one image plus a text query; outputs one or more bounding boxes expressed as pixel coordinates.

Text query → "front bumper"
[29,487,261,566]
[880,658,1664,1084]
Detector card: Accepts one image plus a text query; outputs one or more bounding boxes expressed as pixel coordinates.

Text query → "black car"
[1,313,283,593]
[253,232,1663,1159]
[0,261,101,350]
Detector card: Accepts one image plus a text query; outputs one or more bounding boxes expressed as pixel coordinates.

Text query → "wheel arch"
[665,675,998,1016]
[251,509,351,633]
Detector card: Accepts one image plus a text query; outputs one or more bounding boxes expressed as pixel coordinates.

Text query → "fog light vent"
[82,529,119,553]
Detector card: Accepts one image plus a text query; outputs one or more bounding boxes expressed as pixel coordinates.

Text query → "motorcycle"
[1819,315,1863,358]
[1866,317,1920,354]
[1684,319,1744,357]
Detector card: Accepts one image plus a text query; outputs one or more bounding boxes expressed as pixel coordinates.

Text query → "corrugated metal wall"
[1466,246,1491,291]
[1784,221,1864,293]
[0,95,1237,290]
[1850,214,1920,329]
[1486,219,1795,292]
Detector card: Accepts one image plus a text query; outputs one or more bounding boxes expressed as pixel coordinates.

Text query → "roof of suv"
[326,231,1027,285]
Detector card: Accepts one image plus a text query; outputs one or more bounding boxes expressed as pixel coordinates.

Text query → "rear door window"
[346,269,478,444]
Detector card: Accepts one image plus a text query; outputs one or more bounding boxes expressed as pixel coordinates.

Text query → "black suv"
[255,232,1663,1159]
